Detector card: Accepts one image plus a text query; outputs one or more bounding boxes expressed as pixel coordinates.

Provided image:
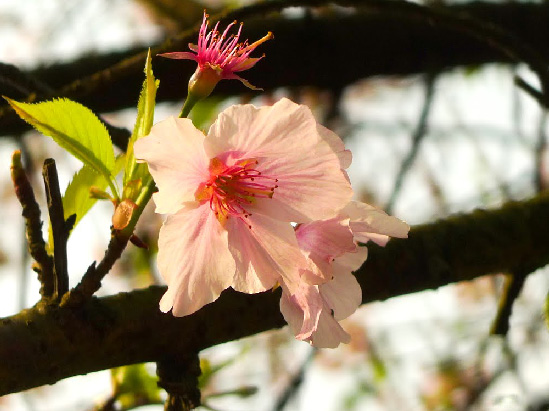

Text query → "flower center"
[195,157,278,227]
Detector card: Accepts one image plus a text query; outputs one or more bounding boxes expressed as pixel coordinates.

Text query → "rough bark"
[1,192,548,395]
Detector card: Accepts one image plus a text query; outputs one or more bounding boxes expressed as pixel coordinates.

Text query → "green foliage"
[111,364,161,409]
[46,156,125,253]
[123,49,158,200]
[5,97,116,184]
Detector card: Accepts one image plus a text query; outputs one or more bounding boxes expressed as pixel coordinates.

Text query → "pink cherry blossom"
[280,202,409,348]
[134,98,352,316]
[158,12,273,92]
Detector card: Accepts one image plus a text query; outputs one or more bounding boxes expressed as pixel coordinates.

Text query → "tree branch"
[1,192,549,395]
[3,1,549,138]
[10,151,54,299]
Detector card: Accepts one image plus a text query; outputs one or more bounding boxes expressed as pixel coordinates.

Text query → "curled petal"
[157,203,235,316]
[344,201,410,246]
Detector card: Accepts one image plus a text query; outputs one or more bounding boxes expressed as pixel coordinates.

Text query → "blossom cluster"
[134,98,409,348]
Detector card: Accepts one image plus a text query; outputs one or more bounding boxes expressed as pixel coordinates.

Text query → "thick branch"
[1,193,549,395]
[3,1,549,137]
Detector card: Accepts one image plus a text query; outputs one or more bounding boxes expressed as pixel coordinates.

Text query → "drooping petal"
[280,280,353,348]
[205,99,352,222]
[134,117,210,214]
[227,213,309,293]
[308,310,351,348]
[296,217,357,283]
[157,202,236,316]
[279,281,323,341]
[344,201,410,246]
[319,271,362,321]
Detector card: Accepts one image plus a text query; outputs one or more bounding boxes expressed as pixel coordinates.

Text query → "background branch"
[2,1,549,138]
[1,192,549,395]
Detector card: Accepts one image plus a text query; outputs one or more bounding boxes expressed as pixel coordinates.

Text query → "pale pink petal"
[205,99,353,222]
[157,202,235,316]
[279,281,323,341]
[344,201,410,246]
[279,287,302,337]
[205,98,318,159]
[296,218,356,259]
[317,124,352,169]
[296,217,356,283]
[227,214,308,293]
[134,117,210,214]
[319,271,362,321]
[308,310,351,348]
[333,246,368,273]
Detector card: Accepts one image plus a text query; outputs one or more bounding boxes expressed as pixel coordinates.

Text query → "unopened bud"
[112,199,138,230]
[188,65,222,100]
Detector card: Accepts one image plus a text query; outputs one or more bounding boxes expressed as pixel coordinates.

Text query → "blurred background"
[1,0,549,410]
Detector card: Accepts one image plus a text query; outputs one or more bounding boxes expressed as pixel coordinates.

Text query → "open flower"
[280,202,409,348]
[159,12,273,98]
[134,98,352,316]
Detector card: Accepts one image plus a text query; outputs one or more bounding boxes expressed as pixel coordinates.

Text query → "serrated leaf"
[5,97,116,179]
[46,155,125,253]
[124,49,158,191]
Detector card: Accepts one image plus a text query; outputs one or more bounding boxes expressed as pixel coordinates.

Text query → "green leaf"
[46,155,125,253]
[5,97,116,180]
[123,49,159,193]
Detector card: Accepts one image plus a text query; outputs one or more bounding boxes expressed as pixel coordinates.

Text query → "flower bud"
[112,199,138,231]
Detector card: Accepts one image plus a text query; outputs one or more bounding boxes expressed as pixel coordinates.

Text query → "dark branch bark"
[2,1,549,137]
[1,192,549,395]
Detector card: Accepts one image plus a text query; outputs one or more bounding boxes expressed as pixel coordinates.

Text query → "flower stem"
[179,94,199,118]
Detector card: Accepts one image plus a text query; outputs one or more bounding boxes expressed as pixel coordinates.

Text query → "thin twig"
[42,158,69,300]
[61,181,157,307]
[10,150,54,299]
[534,111,547,192]
[490,269,528,336]
[273,348,317,411]
[386,73,437,213]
